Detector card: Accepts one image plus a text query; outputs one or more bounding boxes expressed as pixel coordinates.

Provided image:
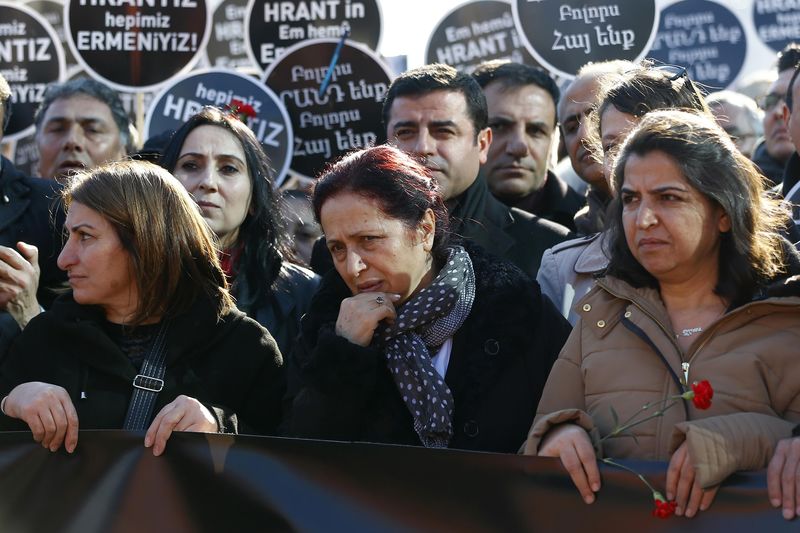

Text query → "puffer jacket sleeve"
[536,248,564,318]
[670,413,797,488]
[524,321,600,455]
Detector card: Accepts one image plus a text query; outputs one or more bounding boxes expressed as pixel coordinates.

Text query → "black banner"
[0,431,794,532]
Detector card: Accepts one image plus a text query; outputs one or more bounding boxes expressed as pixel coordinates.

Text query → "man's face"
[558,74,606,189]
[763,68,795,163]
[36,94,126,180]
[480,81,557,202]
[784,74,800,153]
[386,90,490,201]
[711,102,759,158]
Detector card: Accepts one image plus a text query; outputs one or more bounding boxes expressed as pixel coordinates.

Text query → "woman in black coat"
[159,107,319,356]
[0,161,284,455]
[283,145,571,453]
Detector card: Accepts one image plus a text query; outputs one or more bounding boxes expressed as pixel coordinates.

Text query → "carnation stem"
[602,458,658,495]
[601,399,680,443]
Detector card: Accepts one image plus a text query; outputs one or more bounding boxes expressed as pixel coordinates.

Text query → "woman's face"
[173,125,252,249]
[57,202,138,323]
[599,106,639,191]
[620,150,730,285]
[320,191,436,304]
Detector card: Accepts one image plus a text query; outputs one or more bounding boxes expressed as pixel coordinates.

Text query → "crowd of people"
[0,40,799,521]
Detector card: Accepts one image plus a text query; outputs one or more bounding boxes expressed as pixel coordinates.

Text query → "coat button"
[483,339,499,355]
[597,320,606,328]
[582,304,591,312]
[463,420,479,437]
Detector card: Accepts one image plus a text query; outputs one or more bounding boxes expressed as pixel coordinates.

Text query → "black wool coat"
[0,293,285,435]
[283,243,572,453]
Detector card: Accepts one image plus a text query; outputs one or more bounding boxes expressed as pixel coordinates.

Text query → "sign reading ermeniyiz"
[512,0,658,77]
[65,0,210,91]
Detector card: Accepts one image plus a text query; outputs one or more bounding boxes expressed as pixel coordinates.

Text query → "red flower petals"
[690,380,714,410]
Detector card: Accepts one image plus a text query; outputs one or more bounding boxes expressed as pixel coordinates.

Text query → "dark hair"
[472,60,560,125]
[787,63,800,112]
[35,78,134,152]
[605,110,788,306]
[777,43,800,73]
[382,63,487,137]
[313,145,451,265]
[63,160,234,325]
[159,106,290,313]
[585,62,711,161]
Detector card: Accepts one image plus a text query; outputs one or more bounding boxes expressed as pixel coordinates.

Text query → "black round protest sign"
[24,0,76,66]
[64,0,210,92]
[205,0,258,71]
[753,0,800,53]
[146,68,293,186]
[10,131,39,177]
[512,0,658,78]
[649,0,745,90]
[0,1,65,141]
[425,0,537,72]
[264,39,391,181]
[245,0,382,72]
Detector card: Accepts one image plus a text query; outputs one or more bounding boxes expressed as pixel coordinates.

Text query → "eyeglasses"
[653,64,689,82]
[757,92,785,111]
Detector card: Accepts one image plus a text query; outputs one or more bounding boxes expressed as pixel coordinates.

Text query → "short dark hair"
[64,160,234,325]
[786,63,800,112]
[605,109,789,306]
[585,62,711,160]
[777,43,800,73]
[313,145,451,265]
[382,63,487,137]
[35,78,134,152]
[472,60,560,125]
[159,106,291,313]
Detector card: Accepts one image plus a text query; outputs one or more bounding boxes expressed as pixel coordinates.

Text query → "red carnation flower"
[690,380,713,410]
[652,492,677,519]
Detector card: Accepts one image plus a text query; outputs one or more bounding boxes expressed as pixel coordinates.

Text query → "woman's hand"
[767,436,800,520]
[3,382,79,453]
[335,292,401,346]
[144,395,218,456]
[538,423,601,503]
[666,441,719,517]
[0,243,42,329]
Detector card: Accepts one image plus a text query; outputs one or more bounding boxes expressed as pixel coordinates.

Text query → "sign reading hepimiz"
[0,1,65,141]
[753,0,800,52]
[425,0,537,73]
[512,0,658,78]
[649,0,746,89]
[245,0,382,72]
[145,68,293,186]
[205,0,257,70]
[64,0,210,92]
[264,39,391,180]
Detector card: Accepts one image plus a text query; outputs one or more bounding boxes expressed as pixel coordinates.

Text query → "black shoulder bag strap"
[620,314,689,419]
[123,321,170,431]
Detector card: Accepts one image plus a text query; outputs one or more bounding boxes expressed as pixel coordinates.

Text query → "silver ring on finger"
[375,295,385,306]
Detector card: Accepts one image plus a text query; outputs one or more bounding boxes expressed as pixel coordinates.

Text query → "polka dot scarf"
[373,245,475,448]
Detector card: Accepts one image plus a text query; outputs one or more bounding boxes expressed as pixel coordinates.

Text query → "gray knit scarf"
[372,245,475,448]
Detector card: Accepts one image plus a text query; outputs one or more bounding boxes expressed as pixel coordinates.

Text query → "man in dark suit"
[381,63,569,278]
[0,74,66,355]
